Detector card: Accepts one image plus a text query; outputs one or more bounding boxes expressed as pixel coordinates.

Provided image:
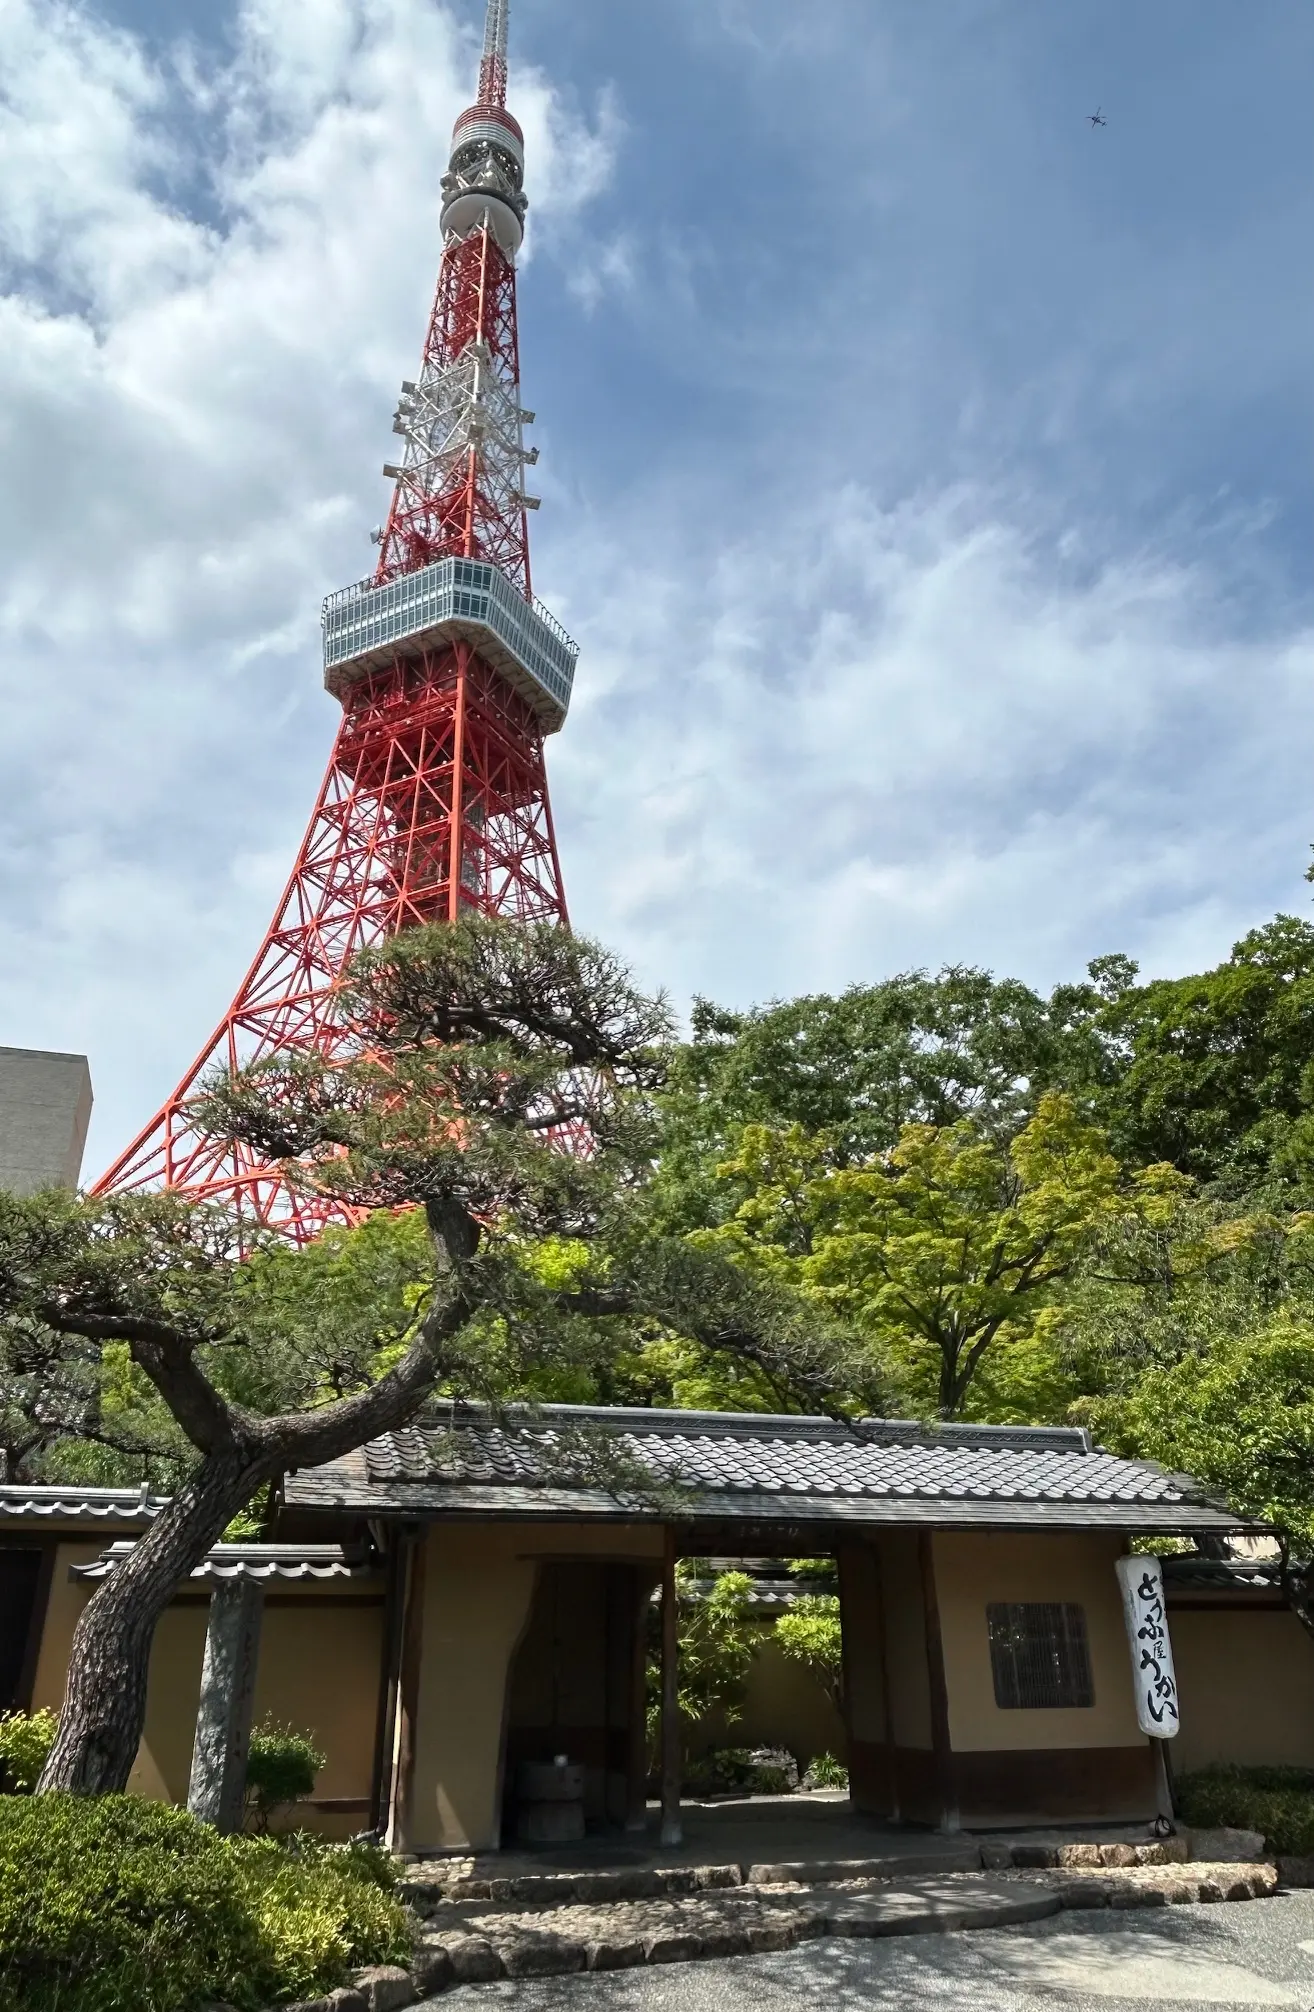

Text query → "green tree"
[654,967,1118,1237]
[1,919,862,1798]
[774,1595,844,1714]
[1091,916,1314,1187]
[1087,1313,1314,1548]
[700,1094,1182,1419]
[648,1567,759,1749]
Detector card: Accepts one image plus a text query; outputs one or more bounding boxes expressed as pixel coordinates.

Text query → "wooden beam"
[388,1531,427,1852]
[627,1567,658,1833]
[918,1530,959,1834]
[369,1532,410,1835]
[659,1525,682,1847]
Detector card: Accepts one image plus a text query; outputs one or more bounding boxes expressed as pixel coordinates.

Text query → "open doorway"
[0,1548,47,1709]
[502,1560,655,1838]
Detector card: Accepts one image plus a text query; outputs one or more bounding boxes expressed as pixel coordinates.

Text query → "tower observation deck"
[95,0,575,1239]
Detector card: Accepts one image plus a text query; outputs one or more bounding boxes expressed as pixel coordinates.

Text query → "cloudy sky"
[2,0,1313,1176]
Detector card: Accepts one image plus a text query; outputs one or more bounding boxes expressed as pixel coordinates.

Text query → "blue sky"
[1,0,1312,1175]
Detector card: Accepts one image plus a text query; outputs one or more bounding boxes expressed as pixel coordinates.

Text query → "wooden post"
[1153,1736,1177,1833]
[369,1533,411,1835]
[626,1570,656,1833]
[388,1531,427,1853]
[187,1575,265,1833]
[918,1531,959,1834]
[659,1526,682,1847]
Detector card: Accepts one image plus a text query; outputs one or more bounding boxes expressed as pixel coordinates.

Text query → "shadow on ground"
[430,1901,1314,2009]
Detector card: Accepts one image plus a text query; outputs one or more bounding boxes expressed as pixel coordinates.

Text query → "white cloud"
[0,0,617,1168]
[0,0,1309,1193]
[547,480,1314,1011]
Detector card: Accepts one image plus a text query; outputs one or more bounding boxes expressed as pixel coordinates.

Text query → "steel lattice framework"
[95,0,572,1240]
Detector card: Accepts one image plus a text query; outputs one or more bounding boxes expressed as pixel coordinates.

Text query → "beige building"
[4,1405,1311,1847]
[0,1045,92,1197]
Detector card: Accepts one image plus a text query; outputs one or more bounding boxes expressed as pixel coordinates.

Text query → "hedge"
[1176,1764,1314,1856]
[0,1795,409,2012]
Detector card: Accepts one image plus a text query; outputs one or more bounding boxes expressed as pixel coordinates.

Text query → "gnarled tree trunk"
[38,1446,269,1795]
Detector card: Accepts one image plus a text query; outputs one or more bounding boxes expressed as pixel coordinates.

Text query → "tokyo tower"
[95,0,575,1239]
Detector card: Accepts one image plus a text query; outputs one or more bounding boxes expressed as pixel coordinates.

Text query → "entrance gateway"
[5,1406,1289,1849]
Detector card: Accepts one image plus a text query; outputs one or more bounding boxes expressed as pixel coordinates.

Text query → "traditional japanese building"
[6,1404,1310,1850]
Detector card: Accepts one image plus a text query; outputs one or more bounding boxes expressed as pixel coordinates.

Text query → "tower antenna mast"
[95,0,576,1239]
[480,0,509,107]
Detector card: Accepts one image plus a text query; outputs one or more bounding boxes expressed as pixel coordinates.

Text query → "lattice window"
[986,1602,1094,1709]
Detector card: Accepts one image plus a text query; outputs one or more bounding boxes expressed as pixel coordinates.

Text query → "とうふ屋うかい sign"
[1116,1553,1180,1738]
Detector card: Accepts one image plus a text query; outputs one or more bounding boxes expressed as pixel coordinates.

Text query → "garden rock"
[1278,1854,1314,1886]
[585,1935,647,1970]
[428,1933,505,1983]
[410,1947,454,1997]
[498,1928,587,1977]
[283,1996,367,2012]
[348,1966,416,2012]
[1187,1826,1267,1862]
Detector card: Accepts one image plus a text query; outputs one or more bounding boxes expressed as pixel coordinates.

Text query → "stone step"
[324,1862,1282,2007]
[745,1845,983,1887]
[825,1876,1061,1938]
[403,1845,983,1914]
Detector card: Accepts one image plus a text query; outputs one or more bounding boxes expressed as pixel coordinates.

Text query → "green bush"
[0,1795,408,2012]
[245,1719,327,1833]
[1176,1764,1314,1855]
[0,1711,58,1793]
[683,1746,796,1796]
[802,1752,849,1791]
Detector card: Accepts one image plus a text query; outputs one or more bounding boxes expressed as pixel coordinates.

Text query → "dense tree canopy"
[16,877,1314,1786]
[1091,916,1314,1188]
[0,918,865,1796]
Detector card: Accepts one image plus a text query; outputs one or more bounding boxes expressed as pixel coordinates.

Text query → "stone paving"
[272,1829,1288,2010]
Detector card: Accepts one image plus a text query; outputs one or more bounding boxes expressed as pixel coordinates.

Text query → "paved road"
[434,1889,1314,2010]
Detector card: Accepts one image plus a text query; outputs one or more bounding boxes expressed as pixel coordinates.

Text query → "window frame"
[985,1600,1095,1711]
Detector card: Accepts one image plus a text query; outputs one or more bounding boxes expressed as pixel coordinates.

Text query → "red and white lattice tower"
[95,0,574,1240]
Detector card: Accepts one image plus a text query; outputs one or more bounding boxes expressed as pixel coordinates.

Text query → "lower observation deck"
[322,557,577,731]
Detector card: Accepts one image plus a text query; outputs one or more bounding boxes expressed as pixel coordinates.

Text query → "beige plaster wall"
[1171,1609,1314,1774]
[30,1541,104,1713]
[408,1521,662,1855]
[33,1557,382,1827]
[256,1599,383,1816]
[932,1531,1141,1753]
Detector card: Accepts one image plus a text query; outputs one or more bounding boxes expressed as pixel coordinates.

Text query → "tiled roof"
[0,1483,166,1524]
[281,1403,1255,1535]
[72,1540,380,1585]
[1162,1555,1285,1595]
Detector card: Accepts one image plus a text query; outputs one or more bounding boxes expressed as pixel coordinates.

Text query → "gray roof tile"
[0,1483,166,1524]
[280,1402,1256,1534]
[72,1540,380,1585]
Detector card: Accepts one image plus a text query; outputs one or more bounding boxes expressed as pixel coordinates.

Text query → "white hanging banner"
[1116,1554,1180,1739]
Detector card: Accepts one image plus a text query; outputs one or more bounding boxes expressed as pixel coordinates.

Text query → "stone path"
[284,1840,1285,2010]
[347,1857,1277,2003]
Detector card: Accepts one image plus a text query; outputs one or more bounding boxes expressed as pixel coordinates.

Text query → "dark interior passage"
[503,1560,655,1834]
[0,1548,44,1709]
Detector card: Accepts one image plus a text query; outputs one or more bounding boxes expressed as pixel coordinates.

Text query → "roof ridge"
[413,1401,1092,1455]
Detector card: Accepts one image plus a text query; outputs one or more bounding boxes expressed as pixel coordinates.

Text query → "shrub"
[802,1752,849,1791]
[0,1710,57,1793]
[0,1795,408,2012]
[245,1719,327,1833]
[683,1746,798,1796]
[1176,1764,1314,1855]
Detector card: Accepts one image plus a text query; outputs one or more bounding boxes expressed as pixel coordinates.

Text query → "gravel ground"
[422,1887,1314,2010]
